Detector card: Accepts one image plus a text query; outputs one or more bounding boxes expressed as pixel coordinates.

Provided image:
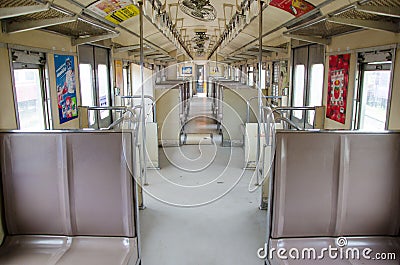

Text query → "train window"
[13,68,47,130]
[123,67,129,96]
[308,64,324,124]
[98,64,110,119]
[359,70,391,130]
[354,49,393,131]
[248,66,254,86]
[79,64,95,125]
[11,50,50,130]
[293,65,305,119]
[261,64,266,90]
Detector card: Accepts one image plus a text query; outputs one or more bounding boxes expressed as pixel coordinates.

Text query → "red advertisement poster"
[326,54,351,124]
[269,0,315,17]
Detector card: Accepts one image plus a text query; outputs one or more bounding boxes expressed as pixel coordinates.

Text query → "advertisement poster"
[88,0,140,24]
[182,66,193,75]
[326,54,350,124]
[55,54,78,124]
[270,0,315,17]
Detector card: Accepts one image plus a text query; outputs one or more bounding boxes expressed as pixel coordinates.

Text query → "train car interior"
[0,0,399,264]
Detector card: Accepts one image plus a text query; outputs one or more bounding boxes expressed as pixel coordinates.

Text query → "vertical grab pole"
[139,1,148,186]
[256,0,264,185]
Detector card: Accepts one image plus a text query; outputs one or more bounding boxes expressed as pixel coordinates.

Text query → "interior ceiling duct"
[292,19,361,38]
[178,0,217,22]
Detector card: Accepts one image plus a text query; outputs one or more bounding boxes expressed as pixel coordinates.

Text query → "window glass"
[123,68,129,96]
[248,66,254,86]
[293,65,305,119]
[359,70,391,130]
[79,64,95,125]
[14,69,45,130]
[261,68,266,89]
[308,64,324,124]
[98,64,110,119]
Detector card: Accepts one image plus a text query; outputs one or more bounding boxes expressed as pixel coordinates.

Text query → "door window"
[308,64,324,124]
[98,64,110,119]
[293,65,305,119]
[291,44,324,127]
[123,67,129,96]
[78,45,111,128]
[248,66,254,86]
[78,64,95,125]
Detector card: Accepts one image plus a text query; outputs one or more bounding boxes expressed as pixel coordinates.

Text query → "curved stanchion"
[274,117,302,131]
[246,95,283,123]
[248,106,276,193]
[120,95,157,123]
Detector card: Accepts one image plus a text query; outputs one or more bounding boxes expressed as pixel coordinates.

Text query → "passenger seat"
[0,132,139,265]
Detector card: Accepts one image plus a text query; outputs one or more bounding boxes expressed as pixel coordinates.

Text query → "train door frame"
[353,46,396,131]
[195,63,207,95]
[78,44,112,129]
[290,43,325,128]
[10,49,51,130]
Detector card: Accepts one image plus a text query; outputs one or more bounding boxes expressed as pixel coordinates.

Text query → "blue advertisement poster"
[182,66,193,75]
[54,54,78,124]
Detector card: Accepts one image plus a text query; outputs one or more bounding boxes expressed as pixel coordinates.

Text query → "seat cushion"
[0,236,70,265]
[56,237,138,265]
[0,236,138,265]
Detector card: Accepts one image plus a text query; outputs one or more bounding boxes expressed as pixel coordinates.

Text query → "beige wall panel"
[0,30,76,53]
[323,30,400,130]
[327,30,400,52]
[0,47,17,129]
[0,30,80,129]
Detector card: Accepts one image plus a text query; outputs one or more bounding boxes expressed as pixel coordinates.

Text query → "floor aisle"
[139,145,266,265]
[139,95,266,265]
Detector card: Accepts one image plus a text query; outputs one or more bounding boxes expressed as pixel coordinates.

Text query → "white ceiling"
[25,0,365,61]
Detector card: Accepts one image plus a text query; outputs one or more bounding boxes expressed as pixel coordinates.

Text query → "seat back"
[1,134,70,235]
[0,131,136,238]
[271,132,400,239]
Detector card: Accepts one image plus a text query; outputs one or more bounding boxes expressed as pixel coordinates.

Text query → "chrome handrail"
[246,96,283,123]
[274,117,302,131]
[79,105,140,130]
[250,106,275,190]
[272,106,317,129]
[273,106,317,111]
[120,95,157,123]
